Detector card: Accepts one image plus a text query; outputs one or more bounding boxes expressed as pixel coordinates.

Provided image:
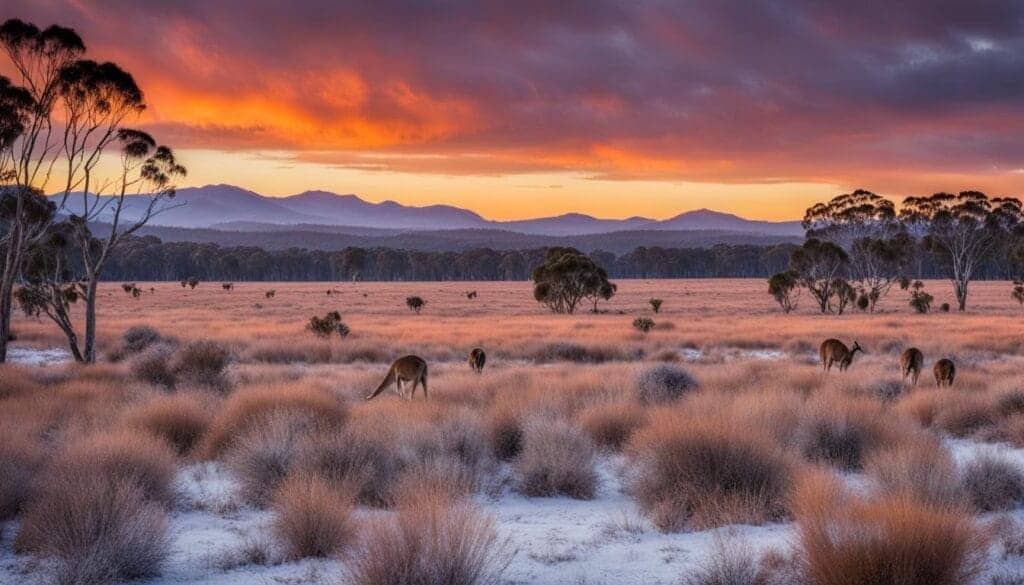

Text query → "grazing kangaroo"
[819,339,864,372]
[468,348,486,373]
[365,355,428,401]
[900,347,924,386]
[934,358,956,387]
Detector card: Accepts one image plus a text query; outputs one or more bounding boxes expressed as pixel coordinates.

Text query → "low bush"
[960,455,1024,512]
[486,406,524,461]
[122,326,167,355]
[16,472,170,585]
[577,402,646,451]
[635,364,698,404]
[202,384,347,458]
[343,495,511,585]
[226,412,317,507]
[865,439,961,507]
[130,343,178,388]
[516,418,598,499]
[272,473,356,559]
[794,398,901,471]
[172,340,231,390]
[795,474,988,585]
[630,412,794,531]
[124,393,213,455]
[297,425,407,507]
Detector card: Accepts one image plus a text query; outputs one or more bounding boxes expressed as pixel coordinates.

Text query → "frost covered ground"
[4,438,1024,584]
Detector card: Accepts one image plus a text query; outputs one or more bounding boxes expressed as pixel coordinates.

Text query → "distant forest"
[98,235,1011,282]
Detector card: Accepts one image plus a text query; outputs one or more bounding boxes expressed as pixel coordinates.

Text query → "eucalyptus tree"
[900,191,1022,311]
[0,19,84,362]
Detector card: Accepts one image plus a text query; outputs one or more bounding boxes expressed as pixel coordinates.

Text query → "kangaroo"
[365,355,428,401]
[934,358,956,387]
[900,347,924,386]
[468,348,486,373]
[819,338,863,372]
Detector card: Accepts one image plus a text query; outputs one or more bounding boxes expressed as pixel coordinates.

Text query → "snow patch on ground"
[6,346,71,367]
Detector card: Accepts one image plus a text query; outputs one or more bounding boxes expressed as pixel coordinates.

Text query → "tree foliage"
[531,247,615,314]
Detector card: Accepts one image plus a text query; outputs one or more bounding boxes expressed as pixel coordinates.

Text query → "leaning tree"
[789,238,849,314]
[900,191,1022,311]
[532,247,615,314]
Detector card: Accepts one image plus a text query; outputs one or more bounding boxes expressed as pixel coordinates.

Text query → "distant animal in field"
[819,338,863,372]
[934,358,956,387]
[265,289,275,299]
[222,283,234,291]
[900,347,924,385]
[469,348,486,373]
[366,355,428,400]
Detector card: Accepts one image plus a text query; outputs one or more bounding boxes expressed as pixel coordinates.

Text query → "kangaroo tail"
[366,368,395,400]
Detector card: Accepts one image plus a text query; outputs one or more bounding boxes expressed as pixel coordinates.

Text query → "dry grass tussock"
[577,400,647,451]
[516,417,598,499]
[0,424,45,519]
[271,472,357,560]
[343,493,512,585]
[629,408,797,532]
[15,470,170,585]
[792,393,910,471]
[202,382,347,457]
[123,391,215,455]
[865,437,963,507]
[794,472,989,585]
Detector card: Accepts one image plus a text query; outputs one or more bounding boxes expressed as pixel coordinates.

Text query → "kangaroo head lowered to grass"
[365,355,428,400]
[819,338,864,372]
[900,347,924,385]
[468,347,486,373]
[934,358,956,387]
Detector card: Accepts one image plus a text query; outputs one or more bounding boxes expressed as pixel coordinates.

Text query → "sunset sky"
[6,1,1024,220]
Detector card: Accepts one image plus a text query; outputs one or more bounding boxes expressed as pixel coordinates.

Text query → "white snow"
[6,346,72,367]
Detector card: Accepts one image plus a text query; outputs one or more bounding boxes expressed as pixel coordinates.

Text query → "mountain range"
[58,184,804,238]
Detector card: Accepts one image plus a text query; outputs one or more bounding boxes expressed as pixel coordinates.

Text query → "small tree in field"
[767,270,800,314]
[633,317,655,334]
[908,281,933,314]
[307,311,349,339]
[790,239,849,314]
[406,296,425,314]
[649,298,663,313]
[1013,280,1024,310]
[830,278,857,315]
[532,247,615,314]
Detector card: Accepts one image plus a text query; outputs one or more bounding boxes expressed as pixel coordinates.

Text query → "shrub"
[636,364,698,404]
[767,270,800,314]
[516,418,598,499]
[683,540,764,585]
[865,439,961,507]
[795,474,988,585]
[265,289,275,299]
[307,311,350,339]
[0,427,44,519]
[124,393,213,455]
[203,384,347,458]
[296,425,407,508]
[649,298,663,313]
[577,402,646,451]
[172,340,231,390]
[633,317,655,334]
[487,407,523,461]
[794,399,898,471]
[343,496,511,585]
[16,472,170,585]
[121,325,166,355]
[960,455,1024,512]
[406,296,426,314]
[50,430,178,506]
[130,343,178,388]
[272,473,356,559]
[908,280,933,314]
[630,414,794,532]
[226,412,316,507]
[939,302,951,312]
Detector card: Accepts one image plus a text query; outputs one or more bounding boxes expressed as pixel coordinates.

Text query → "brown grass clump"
[172,339,232,390]
[15,471,170,585]
[296,424,407,507]
[516,418,598,499]
[124,392,214,455]
[486,405,524,461]
[0,425,45,519]
[635,363,698,404]
[202,383,347,458]
[794,473,989,585]
[630,410,795,532]
[271,473,357,560]
[794,396,904,471]
[960,455,1024,512]
[682,540,765,585]
[226,411,318,507]
[577,401,647,451]
[343,494,511,585]
[864,438,962,507]
[130,343,178,388]
[0,366,41,400]
[51,429,178,506]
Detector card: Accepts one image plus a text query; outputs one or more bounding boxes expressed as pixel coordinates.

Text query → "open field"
[4,279,1024,584]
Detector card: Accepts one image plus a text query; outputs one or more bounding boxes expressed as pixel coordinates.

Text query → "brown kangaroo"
[934,358,956,387]
[468,348,486,373]
[900,347,924,385]
[819,339,863,372]
[365,355,428,400]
